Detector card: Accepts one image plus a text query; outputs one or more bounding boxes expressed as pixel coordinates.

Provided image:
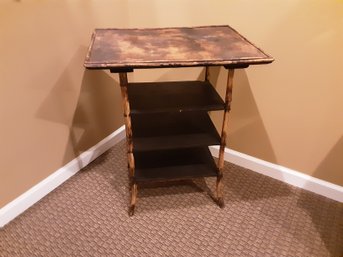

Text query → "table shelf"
[131,111,221,151]
[127,80,224,114]
[134,147,218,182]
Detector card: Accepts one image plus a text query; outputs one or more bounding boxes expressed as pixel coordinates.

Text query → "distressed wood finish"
[84,25,274,70]
[216,69,235,207]
[84,25,274,215]
[118,72,137,215]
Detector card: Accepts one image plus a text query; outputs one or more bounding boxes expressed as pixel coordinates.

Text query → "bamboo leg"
[118,72,137,215]
[216,68,235,208]
[205,66,210,81]
[129,183,138,216]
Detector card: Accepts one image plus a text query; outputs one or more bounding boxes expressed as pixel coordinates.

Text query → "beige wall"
[1,0,342,208]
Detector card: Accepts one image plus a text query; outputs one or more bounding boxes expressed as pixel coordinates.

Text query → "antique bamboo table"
[84,25,273,216]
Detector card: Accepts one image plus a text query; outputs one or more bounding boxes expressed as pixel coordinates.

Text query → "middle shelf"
[131,111,221,151]
[127,80,225,114]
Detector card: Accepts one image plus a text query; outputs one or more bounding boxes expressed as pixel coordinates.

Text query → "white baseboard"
[1,125,342,227]
[0,126,126,228]
[209,146,343,202]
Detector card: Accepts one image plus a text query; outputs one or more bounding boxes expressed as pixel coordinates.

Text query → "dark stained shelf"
[133,147,218,182]
[127,80,225,113]
[131,111,221,151]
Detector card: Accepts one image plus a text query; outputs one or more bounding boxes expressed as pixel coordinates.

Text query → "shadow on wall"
[36,46,123,168]
[313,136,343,186]
[206,66,343,255]
[209,66,277,164]
[63,69,123,165]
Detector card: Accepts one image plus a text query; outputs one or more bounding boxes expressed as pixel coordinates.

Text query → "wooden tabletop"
[84,25,273,70]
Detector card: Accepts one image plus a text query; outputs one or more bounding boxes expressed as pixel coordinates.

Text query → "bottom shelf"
[133,147,218,182]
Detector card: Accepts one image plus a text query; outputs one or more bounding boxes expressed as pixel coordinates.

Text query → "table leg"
[217,68,235,208]
[119,72,137,215]
[129,183,138,216]
[205,66,210,81]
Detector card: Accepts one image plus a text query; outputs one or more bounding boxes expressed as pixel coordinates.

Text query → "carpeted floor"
[1,140,342,257]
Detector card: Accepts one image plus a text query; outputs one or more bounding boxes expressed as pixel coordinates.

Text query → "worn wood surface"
[84,25,273,69]
[85,26,274,214]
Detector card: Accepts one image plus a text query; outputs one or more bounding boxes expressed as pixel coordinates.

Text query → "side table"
[84,25,274,215]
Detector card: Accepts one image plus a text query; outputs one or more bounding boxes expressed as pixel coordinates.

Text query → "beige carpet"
[1,140,342,257]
